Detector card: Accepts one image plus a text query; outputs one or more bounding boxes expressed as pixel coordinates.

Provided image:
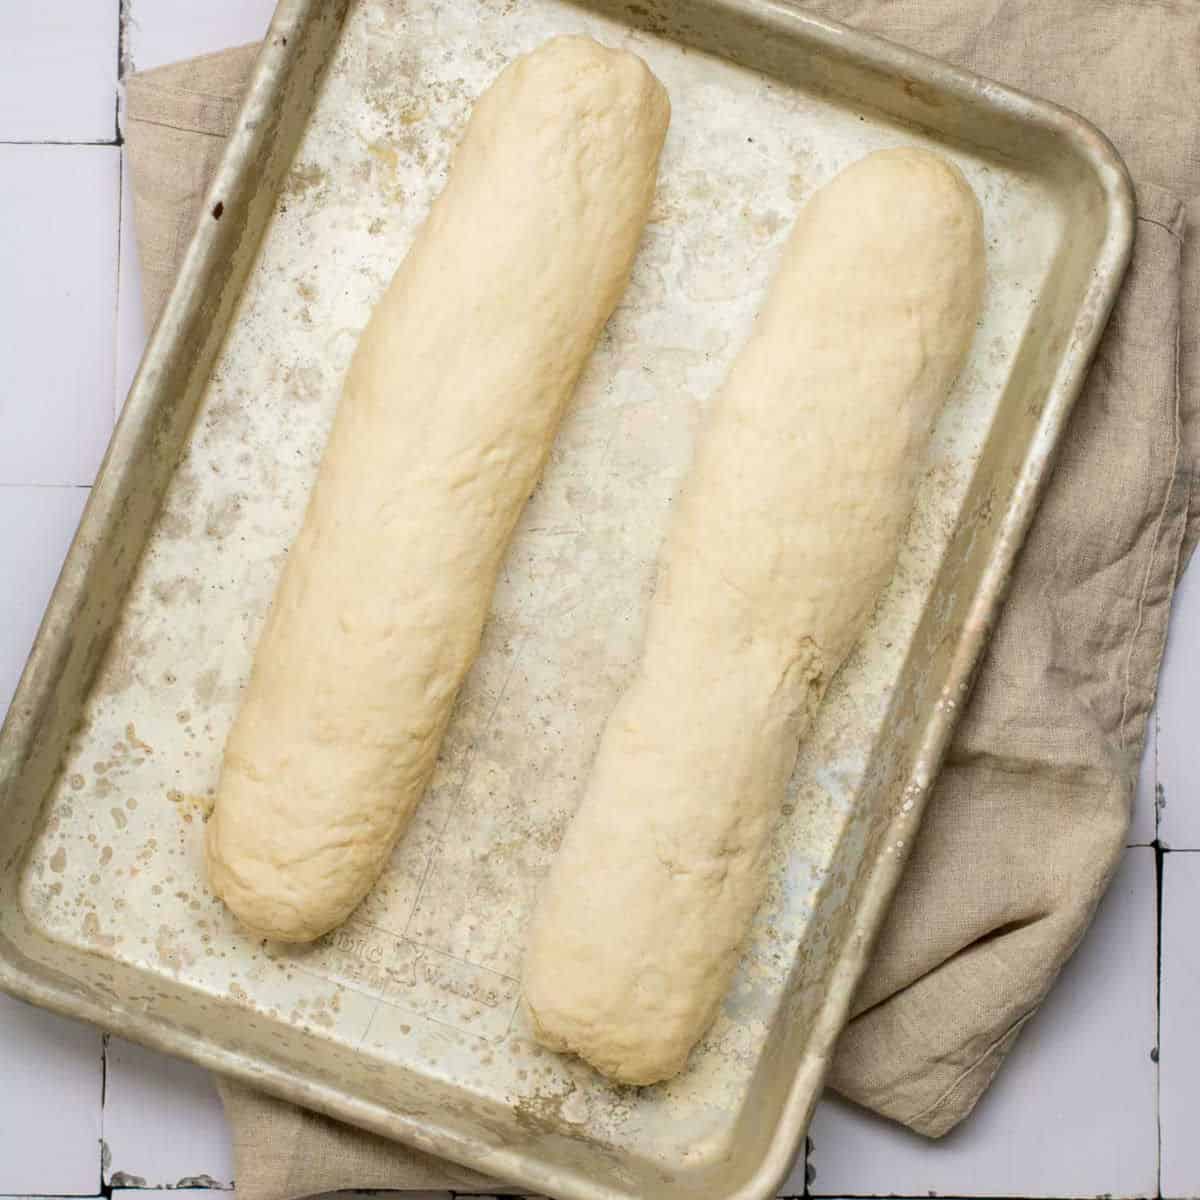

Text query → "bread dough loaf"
[206,37,670,943]
[522,147,985,1085]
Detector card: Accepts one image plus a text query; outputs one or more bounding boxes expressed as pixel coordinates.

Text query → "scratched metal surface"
[0,1,1132,1198]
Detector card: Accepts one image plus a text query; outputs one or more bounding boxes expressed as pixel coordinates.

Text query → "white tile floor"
[121,0,278,75]
[1161,853,1200,1200]
[0,144,119,486]
[0,995,103,1195]
[0,3,1196,1199]
[102,1038,234,1189]
[0,485,89,702]
[0,5,117,143]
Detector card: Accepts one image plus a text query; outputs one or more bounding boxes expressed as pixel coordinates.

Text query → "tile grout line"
[0,482,91,490]
[0,138,121,147]
[100,3,125,1192]
[113,139,126,423]
[99,1032,110,1191]
[1153,696,1165,1198]
[114,0,124,145]
[1155,844,1165,1199]
[118,0,134,82]
[113,0,128,425]
[113,0,129,142]
[1153,702,1164,1200]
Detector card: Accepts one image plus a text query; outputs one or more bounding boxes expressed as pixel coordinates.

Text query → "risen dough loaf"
[523,147,985,1085]
[206,37,670,943]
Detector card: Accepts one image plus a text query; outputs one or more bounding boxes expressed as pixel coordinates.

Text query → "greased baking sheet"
[0,1,1131,1198]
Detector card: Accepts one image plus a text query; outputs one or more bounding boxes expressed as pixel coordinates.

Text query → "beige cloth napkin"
[124,1,1198,1193]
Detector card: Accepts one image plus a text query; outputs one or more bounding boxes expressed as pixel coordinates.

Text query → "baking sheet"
[0,1,1132,1198]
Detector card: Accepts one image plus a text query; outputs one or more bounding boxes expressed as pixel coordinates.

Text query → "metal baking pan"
[0,0,1131,1197]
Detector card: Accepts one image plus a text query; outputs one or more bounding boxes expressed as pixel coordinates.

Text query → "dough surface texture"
[206,36,670,943]
[523,147,985,1085]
